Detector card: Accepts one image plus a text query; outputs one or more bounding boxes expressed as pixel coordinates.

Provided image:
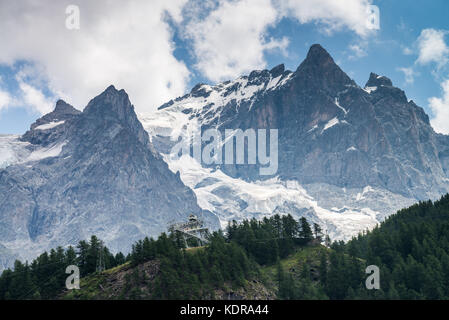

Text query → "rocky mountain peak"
[365,72,393,87]
[53,99,80,115]
[21,100,80,145]
[190,83,212,98]
[80,85,151,149]
[29,99,80,129]
[294,44,356,94]
[269,64,285,78]
[305,44,334,64]
[365,73,408,103]
[84,85,132,117]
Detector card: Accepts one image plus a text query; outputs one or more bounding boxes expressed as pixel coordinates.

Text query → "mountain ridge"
[141,44,449,242]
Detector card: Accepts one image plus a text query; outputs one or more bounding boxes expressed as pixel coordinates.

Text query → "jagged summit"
[84,86,135,119]
[76,85,153,150]
[364,72,407,102]
[294,44,356,94]
[269,64,285,77]
[95,85,129,100]
[35,99,80,124]
[365,72,393,88]
[105,84,117,91]
[159,62,293,111]
[22,99,80,145]
[297,44,346,74]
[163,44,351,113]
[305,44,334,64]
[53,99,80,115]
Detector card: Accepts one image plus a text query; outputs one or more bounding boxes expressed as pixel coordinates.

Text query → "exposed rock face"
[141,44,449,242]
[207,44,449,200]
[0,86,219,270]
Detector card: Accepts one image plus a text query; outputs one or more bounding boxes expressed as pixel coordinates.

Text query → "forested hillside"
[2,194,449,300]
[340,194,449,299]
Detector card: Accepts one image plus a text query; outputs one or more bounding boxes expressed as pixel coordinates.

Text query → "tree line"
[276,194,449,299]
[2,194,449,300]
[0,235,126,299]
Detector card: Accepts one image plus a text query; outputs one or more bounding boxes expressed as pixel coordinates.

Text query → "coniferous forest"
[1,194,449,300]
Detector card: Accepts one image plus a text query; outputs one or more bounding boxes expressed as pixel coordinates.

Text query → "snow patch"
[140,70,295,129]
[335,98,348,115]
[356,186,374,201]
[308,125,318,133]
[364,86,377,94]
[25,141,67,162]
[322,117,340,133]
[34,120,65,131]
[265,75,282,91]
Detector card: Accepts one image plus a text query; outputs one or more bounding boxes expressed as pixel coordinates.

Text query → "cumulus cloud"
[181,0,377,82]
[0,0,380,115]
[277,0,378,37]
[183,0,288,82]
[0,89,11,111]
[416,29,449,68]
[0,0,190,114]
[429,79,449,134]
[17,81,54,115]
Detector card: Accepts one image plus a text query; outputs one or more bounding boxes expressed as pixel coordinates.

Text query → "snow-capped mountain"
[2,44,449,271]
[140,44,449,242]
[0,86,219,270]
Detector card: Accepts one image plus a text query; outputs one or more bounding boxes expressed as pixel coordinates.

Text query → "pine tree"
[313,223,323,241]
[299,217,313,244]
[76,240,89,276]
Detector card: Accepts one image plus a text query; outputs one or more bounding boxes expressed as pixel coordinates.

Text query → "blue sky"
[0,0,449,134]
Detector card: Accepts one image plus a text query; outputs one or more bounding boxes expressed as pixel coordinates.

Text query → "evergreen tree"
[299,217,313,244]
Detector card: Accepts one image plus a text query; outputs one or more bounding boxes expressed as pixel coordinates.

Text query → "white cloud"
[402,47,413,55]
[17,81,54,115]
[277,0,378,37]
[429,79,449,134]
[184,0,288,82]
[0,0,380,114]
[0,0,190,114]
[397,67,416,85]
[416,29,449,68]
[182,0,376,82]
[0,90,11,111]
[348,43,367,59]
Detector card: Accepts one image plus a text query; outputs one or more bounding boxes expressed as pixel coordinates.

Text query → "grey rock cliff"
[0,86,219,269]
